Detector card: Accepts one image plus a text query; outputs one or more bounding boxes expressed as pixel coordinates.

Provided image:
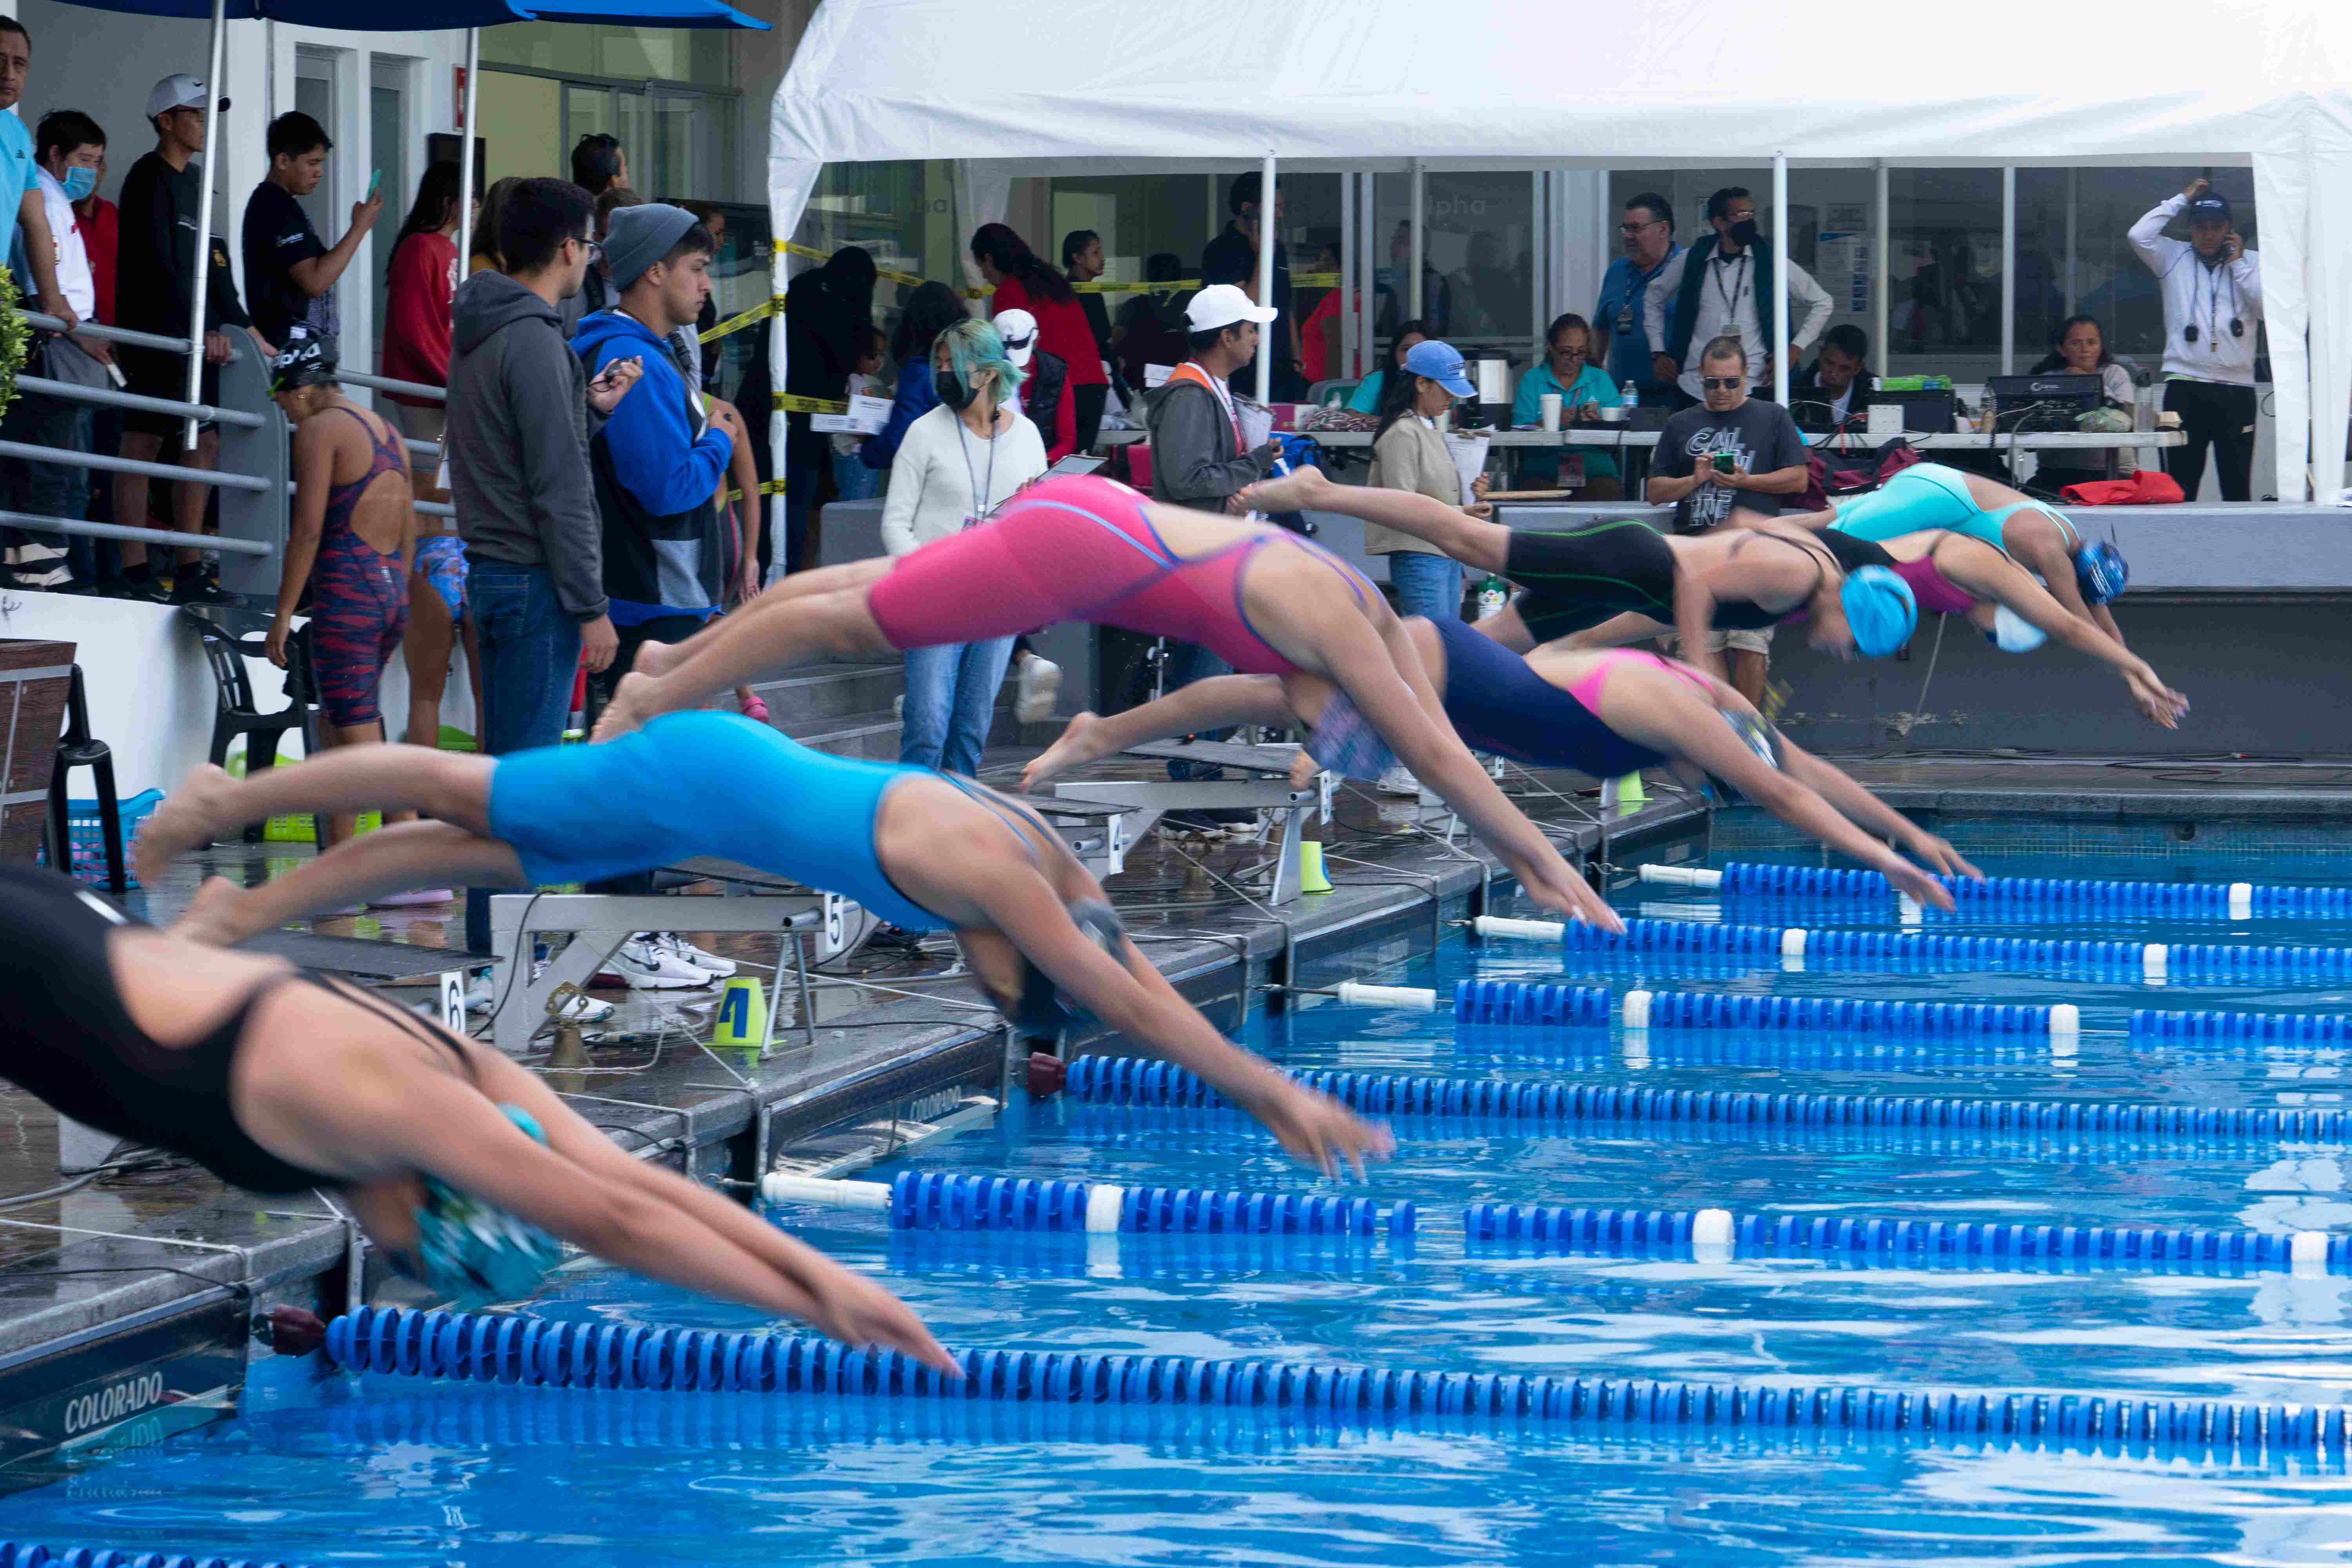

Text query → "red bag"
[1798,438,1922,512]
[2059,469,2184,505]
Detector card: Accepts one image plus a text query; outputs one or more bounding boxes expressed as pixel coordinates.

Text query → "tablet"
[1046,454,1107,479]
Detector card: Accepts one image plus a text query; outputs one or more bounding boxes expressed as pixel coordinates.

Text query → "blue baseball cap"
[1841,564,1917,658]
[1401,338,1477,398]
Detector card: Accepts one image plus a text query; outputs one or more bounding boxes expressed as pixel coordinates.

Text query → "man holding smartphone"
[2128,178,2262,501]
[242,110,383,353]
[1645,336,1809,703]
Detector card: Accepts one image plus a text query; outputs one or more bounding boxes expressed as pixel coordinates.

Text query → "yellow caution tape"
[701,296,782,343]
[760,478,790,495]
[1292,271,1341,288]
[772,392,848,416]
[1071,278,1201,294]
[773,237,924,289]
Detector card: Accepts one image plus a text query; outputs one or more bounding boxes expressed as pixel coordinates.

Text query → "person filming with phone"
[2128,177,2262,501]
[242,111,382,355]
[1644,335,1809,704]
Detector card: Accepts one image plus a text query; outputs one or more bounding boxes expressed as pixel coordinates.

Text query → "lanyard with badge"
[956,414,1000,531]
[1711,252,1750,328]
[1616,247,1675,338]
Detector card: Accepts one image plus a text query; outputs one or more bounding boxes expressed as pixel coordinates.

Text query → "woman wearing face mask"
[878,318,1048,778]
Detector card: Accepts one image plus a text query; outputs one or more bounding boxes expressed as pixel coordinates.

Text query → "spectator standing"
[379,160,483,754]
[879,316,1046,777]
[780,244,875,574]
[559,184,638,336]
[2128,178,2261,501]
[73,143,114,327]
[467,175,521,276]
[1297,238,1342,388]
[0,21,74,332]
[669,198,728,387]
[830,321,885,502]
[860,278,963,472]
[1511,312,1623,498]
[0,110,113,590]
[1790,323,1876,432]
[2029,313,2138,490]
[445,176,624,956]
[1200,172,1303,400]
[1348,319,1430,415]
[111,73,257,604]
[69,127,120,584]
[570,133,627,199]
[1593,191,1682,405]
[1109,252,1189,394]
[241,111,381,352]
[973,222,1106,450]
[572,203,732,703]
[1061,227,1116,426]
[1649,187,1831,405]
[993,307,1073,462]
[1365,337,1485,797]
[1644,336,1810,704]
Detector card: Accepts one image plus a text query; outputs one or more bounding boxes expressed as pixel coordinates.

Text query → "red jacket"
[381,229,458,406]
[991,274,1108,388]
[76,198,117,325]
[2059,470,2184,506]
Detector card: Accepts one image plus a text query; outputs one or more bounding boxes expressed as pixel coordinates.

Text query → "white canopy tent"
[770,0,2352,503]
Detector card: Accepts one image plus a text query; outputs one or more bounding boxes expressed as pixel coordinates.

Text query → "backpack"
[1798,437,1923,512]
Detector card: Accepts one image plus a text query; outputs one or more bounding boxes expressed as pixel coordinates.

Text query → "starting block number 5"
[818,893,849,961]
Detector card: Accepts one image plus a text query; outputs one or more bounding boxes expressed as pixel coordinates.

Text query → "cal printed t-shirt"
[1654,398,1805,532]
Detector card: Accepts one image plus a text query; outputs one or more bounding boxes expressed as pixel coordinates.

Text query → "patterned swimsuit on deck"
[309,407,411,728]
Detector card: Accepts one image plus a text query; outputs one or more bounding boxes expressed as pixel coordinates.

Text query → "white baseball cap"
[1185,283,1278,334]
[146,73,227,122]
[992,308,1039,368]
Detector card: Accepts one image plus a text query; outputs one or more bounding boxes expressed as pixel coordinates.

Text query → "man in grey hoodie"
[446,175,632,955]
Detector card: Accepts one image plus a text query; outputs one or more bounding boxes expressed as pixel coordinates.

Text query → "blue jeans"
[831,449,880,502]
[900,636,1014,777]
[0,389,94,577]
[465,560,584,953]
[1387,551,1464,625]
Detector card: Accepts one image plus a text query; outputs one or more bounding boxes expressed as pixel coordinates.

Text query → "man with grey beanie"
[570,201,735,708]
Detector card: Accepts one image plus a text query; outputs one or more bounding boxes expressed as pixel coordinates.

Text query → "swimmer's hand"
[1906,833,1984,884]
[2126,670,2189,729]
[1238,466,1335,514]
[1238,1078,1394,1180]
[802,1265,962,1376]
[1883,858,1957,913]
[588,356,642,414]
[1514,860,1627,934]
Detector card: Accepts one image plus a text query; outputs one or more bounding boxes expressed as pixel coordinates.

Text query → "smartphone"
[1711,452,1735,473]
[367,169,381,200]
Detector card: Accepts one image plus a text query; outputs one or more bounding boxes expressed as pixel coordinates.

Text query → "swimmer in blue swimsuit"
[1022,617,1982,911]
[137,716,1390,1178]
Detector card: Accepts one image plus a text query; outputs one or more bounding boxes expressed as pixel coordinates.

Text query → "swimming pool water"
[19,836,2352,1566]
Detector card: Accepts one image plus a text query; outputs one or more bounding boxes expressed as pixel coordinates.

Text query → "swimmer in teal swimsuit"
[137,715,1391,1178]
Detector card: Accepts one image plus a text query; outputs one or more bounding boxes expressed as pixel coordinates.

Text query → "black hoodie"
[445,270,607,621]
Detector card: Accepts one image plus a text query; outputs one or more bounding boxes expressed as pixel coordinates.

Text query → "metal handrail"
[0,508,269,556]
[0,439,269,492]
[19,374,267,430]
[20,310,192,356]
[341,368,446,403]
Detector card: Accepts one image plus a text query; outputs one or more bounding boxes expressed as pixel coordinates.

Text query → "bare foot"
[1287,747,1321,791]
[136,764,241,884]
[630,638,681,679]
[171,875,254,946]
[591,671,660,742]
[1020,712,1111,793]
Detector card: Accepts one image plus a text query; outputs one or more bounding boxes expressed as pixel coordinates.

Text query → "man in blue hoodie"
[572,202,734,703]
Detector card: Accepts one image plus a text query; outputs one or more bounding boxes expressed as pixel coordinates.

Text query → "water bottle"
[1476,573,1508,621]
[1620,379,1638,408]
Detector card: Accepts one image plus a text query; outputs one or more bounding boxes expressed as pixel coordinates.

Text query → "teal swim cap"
[1840,564,1916,657]
[393,1104,565,1310]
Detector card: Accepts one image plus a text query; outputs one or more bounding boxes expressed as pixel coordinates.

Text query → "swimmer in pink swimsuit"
[593,474,1622,930]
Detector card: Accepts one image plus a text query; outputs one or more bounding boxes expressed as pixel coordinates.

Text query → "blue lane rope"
[1062,1054,2352,1146]
[1451,980,1613,1026]
[321,1305,2352,1459]
[1453,1028,2060,1071]
[1463,1202,2347,1276]
[886,1170,1409,1236]
[2131,1008,2352,1044]
[1710,861,2352,913]
[0,1546,308,1567]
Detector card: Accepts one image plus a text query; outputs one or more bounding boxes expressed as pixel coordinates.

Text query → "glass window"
[1045,173,1218,285]
[368,60,412,317]
[293,54,339,240]
[479,23,729,89]
[2016,166,2257,371]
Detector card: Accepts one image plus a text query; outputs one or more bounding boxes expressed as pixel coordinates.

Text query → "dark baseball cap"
[2187,192,2232,223]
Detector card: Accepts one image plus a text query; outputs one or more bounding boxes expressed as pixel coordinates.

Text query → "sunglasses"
[1701,376,1745,392]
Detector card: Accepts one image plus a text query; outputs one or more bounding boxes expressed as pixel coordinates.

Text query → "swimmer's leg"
[138,745,497,882]
[628,558,893,679]
[595,577,896,740]
[1020,675,1301,793]
[1555,611,1671,651]
[178,821,526,946]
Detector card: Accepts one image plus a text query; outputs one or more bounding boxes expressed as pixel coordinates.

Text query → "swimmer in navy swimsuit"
[1023,616,1982,911]
[0,863,953,1359]
[585,473,1623,932]
[136,716,1392,1178]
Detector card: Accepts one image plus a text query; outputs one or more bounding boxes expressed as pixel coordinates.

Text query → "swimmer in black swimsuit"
[1236,466,1917,686]
[1023,618,1978,909]
[0,864,954,1361]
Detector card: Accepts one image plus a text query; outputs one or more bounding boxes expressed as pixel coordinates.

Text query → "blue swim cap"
[394,1104,564,1310]
[1840,564,1917,657]
[1008,899,1127,1040]
[2074,540,2128,604]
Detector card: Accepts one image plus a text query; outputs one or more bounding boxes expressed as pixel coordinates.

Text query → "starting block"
[1051,737,1332,904]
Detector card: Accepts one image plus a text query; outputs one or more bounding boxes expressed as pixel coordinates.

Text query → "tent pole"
[1255,150,1275,405]
[2063,167,2078,316]
[1359,169,1374,376]
[1529,170,1544,350]
[1874,162,1890,379]
[1771,151,1788,406]
[182,0,227,453]
[1345,163,1364,390]
[456,29,479,283]
[1408,160,1423,321]
[2000,165,2016,375]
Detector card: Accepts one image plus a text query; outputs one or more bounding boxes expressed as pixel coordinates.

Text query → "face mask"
[936,367,978,412]
[1728,219,1760,248]
[60,165,96,201]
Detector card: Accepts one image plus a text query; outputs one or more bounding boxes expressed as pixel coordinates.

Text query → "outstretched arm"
[1775,737,1982,881]
[1670,564,1728,682]
[1941,539,2186,726]
[1238,466,1511,573]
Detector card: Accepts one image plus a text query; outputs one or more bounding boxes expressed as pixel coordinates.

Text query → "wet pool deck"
[3,749,2348,1472]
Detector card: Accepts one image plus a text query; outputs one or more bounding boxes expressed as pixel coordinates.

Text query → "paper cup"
[1539,392,1563,432]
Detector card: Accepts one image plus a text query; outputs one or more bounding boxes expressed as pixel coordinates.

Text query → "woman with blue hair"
[879,316,1048,777]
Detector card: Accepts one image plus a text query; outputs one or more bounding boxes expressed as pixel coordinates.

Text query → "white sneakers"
[611,935,715,990]
[655,932,735,978]
[1377,764,1421,797]
[1014,654,1063,724]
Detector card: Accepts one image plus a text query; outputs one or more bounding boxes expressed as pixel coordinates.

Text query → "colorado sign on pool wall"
[714,976,767,1048]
